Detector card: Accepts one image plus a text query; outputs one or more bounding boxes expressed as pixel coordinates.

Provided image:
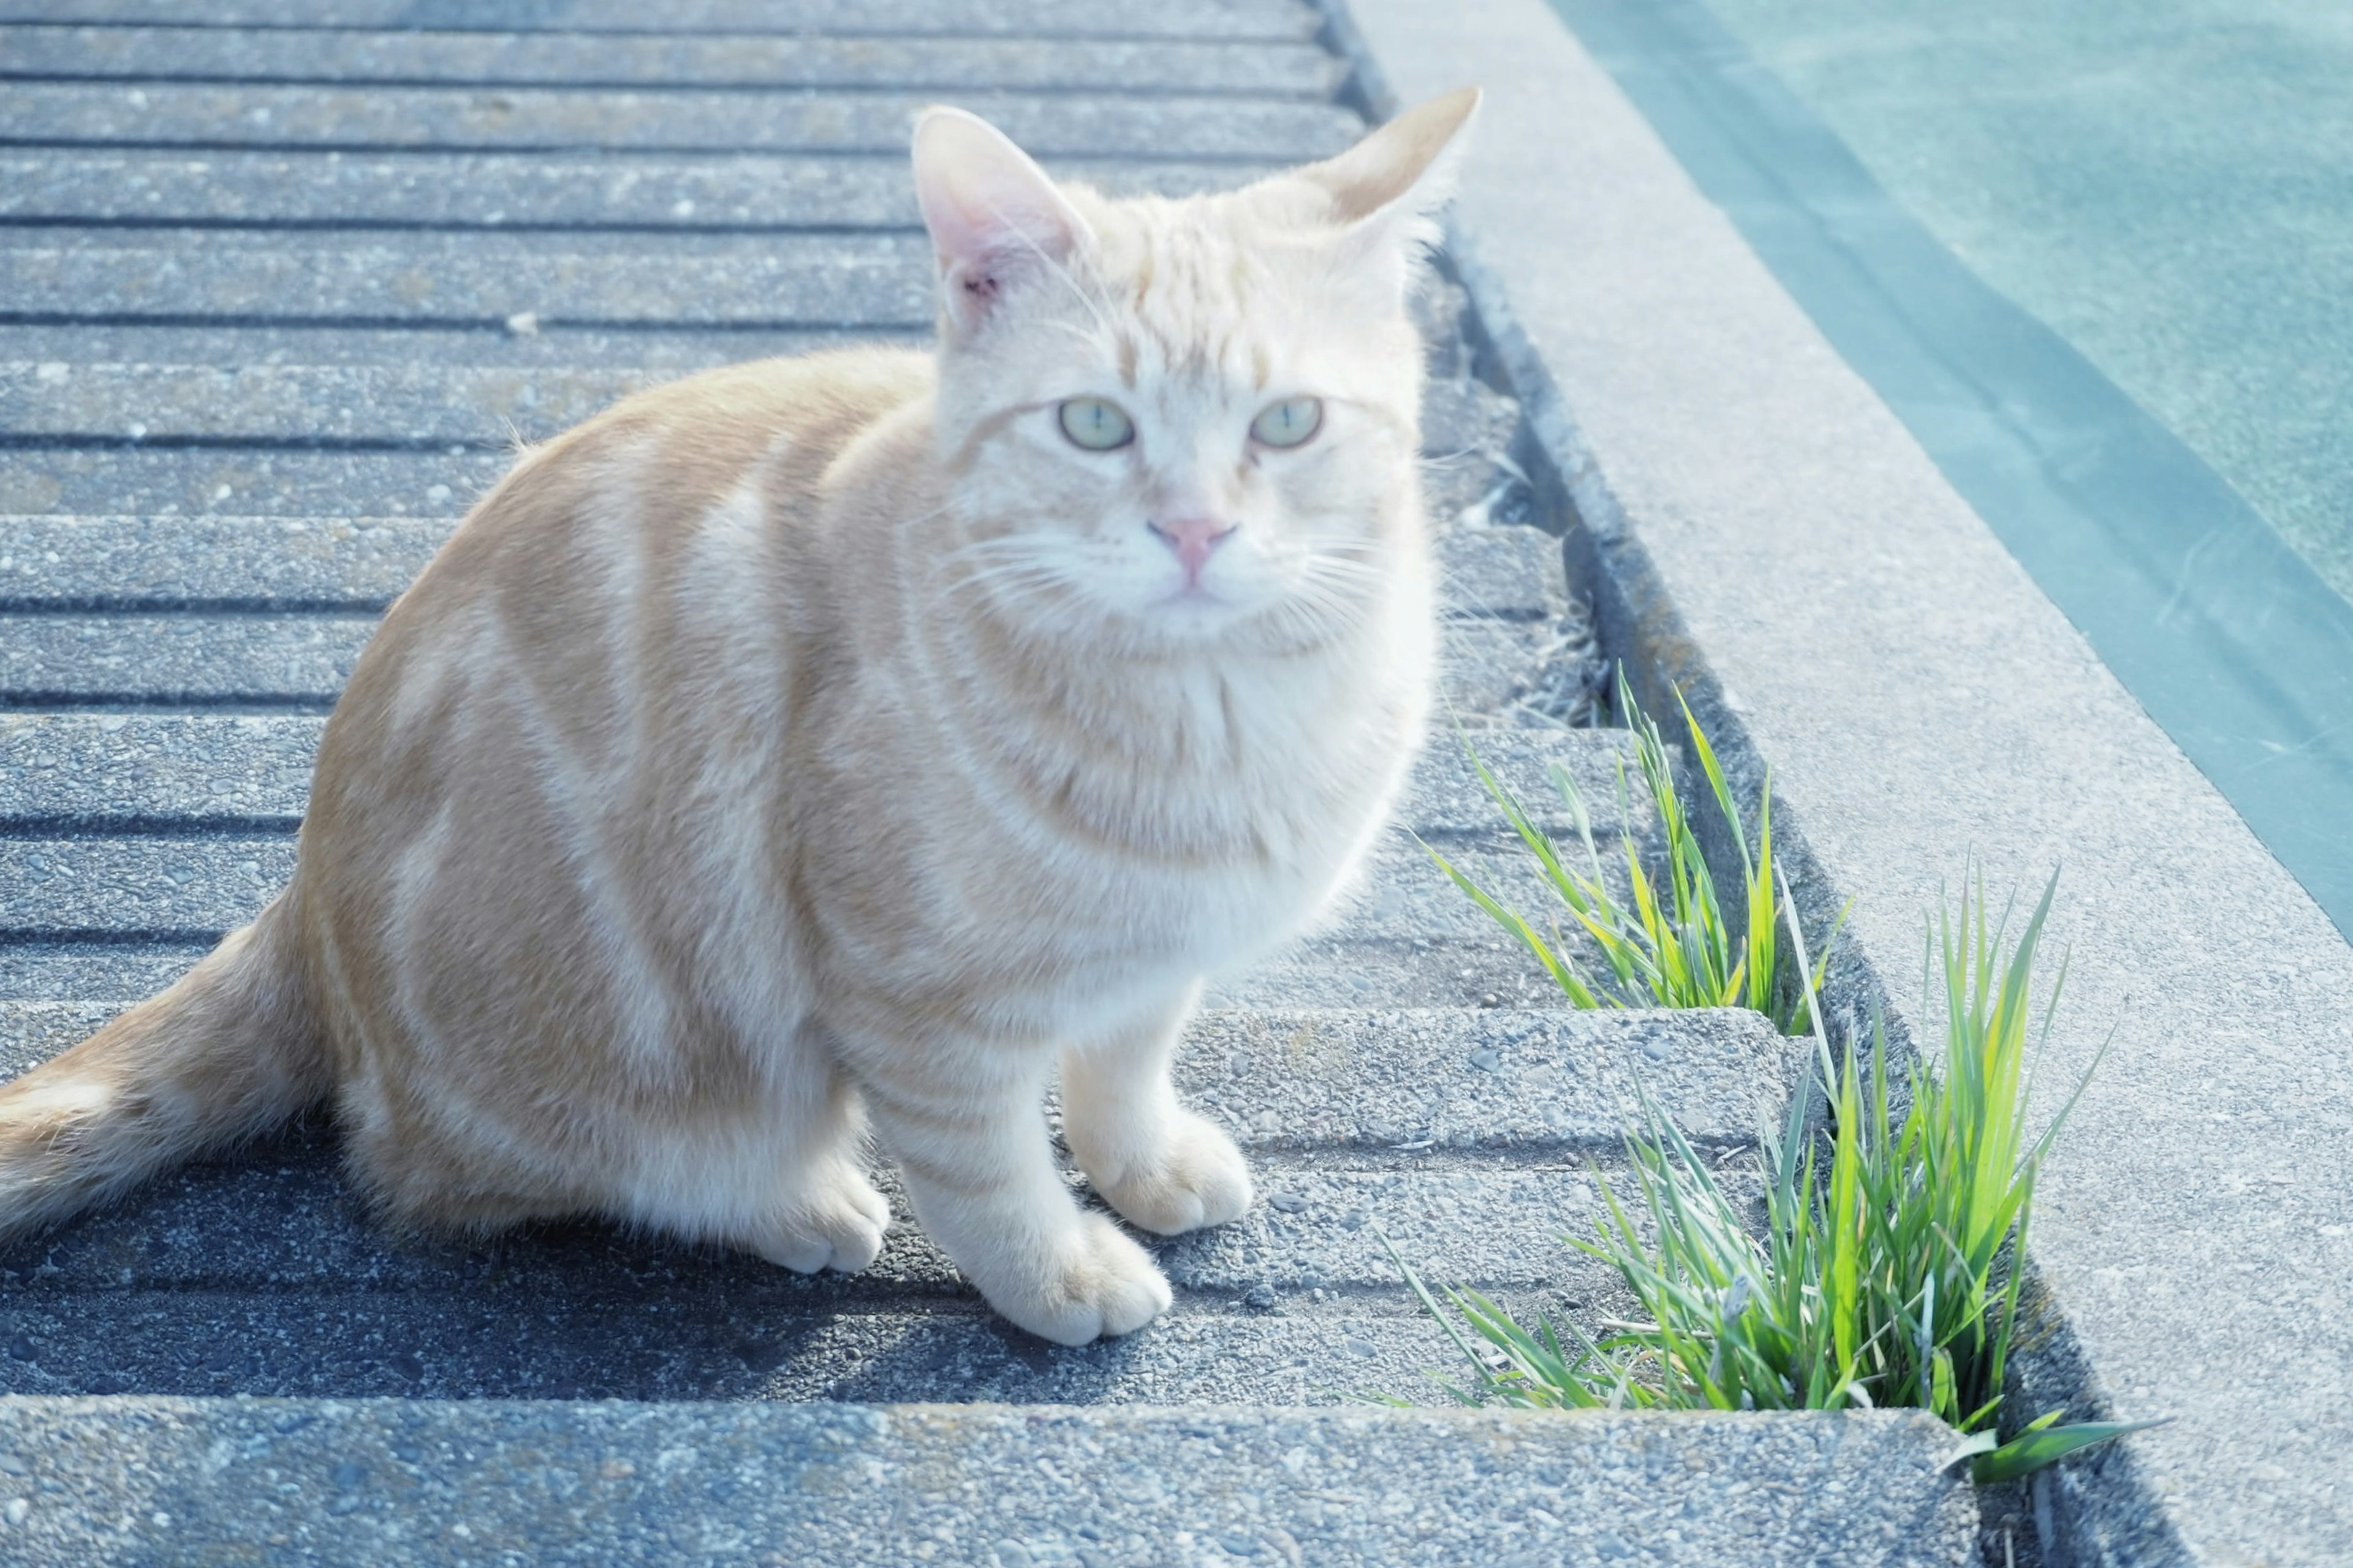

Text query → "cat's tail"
[0,894,326,1247]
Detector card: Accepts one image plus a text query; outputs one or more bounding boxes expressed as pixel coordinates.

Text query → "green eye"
[1057,397,1134,451]
[1250,396,1323,449]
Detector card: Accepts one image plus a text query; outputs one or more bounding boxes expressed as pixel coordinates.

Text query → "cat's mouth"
[1159,580,1227,607]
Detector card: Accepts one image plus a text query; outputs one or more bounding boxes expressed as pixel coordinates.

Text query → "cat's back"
[321,345,933,746]
[300,344,938,957]
[431,344,933,607]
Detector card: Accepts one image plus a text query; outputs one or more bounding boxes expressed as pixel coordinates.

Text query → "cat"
[0,89,1478,1344]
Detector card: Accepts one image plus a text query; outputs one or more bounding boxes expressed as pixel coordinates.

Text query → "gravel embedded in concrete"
[0,1399,1977,1567]
[0,27,1346,96]
[0,83,1362,159]
[0,3,1950,1558]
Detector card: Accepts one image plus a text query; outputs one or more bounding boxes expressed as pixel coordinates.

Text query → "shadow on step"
[0,1124,1469,1407]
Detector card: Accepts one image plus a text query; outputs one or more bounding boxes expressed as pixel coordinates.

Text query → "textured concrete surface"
[0,2,1951,1560]
[0,449,512,520]
[0,151,1273,228]
[1340,0,2353,1560]
[6,0,1326,37]
[0,84,1361,159]
[0,27,1347,95]
[0,711,1622,835]
[1,230,942,323]
[0,1401,1977,1567]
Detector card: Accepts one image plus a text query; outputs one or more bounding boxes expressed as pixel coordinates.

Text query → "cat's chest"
[986,676,1409,930]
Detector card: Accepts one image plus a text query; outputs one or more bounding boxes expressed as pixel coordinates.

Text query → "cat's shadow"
[0,1122,1152,1406]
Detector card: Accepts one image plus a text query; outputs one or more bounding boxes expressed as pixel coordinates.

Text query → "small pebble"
[1468,1048,1501,1072]
[0,1456,24,1477]
[1242,1284,1278,1311]
[1642,1042,1671,1062]
[1268,1192,1308,1214]
[332,1463,365,1490]
[4,1498,28,1526]
[1338,1210,1366,1231]
[1343,1337,1379,1358]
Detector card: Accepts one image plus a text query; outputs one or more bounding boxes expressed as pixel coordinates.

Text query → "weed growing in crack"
[1378,868,2164,1481]
[1421,676,1835,1034]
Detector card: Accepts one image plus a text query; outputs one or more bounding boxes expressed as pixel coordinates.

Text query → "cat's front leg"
[858,1043,1171,1345]
[1061,985,1253,1238]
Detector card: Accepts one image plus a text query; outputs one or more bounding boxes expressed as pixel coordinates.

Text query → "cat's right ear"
[912,108,1094,338]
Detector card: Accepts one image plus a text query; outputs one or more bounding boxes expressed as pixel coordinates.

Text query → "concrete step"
[0,1399,1978,1567]
[0,1002,1785,1404]
[0,829,1577,942]
[0,448,512,520]
[0,360,698,445]
[0,1290,1469,1406]
[0,714,1618,835]
[0,612,375,706]
[0,82,1360,160]
[0,26,1346,96]
[0,998,1779,1156]
[0,1125,1650,1302]
[0,149,1268,229]
[0,0,1326,40]
[0,229,938,325]
[0,586,1567,711]
[0,324,900,374]
[0,510,1562,615]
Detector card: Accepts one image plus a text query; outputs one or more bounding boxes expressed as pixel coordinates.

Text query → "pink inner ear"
[912,109,1089,281]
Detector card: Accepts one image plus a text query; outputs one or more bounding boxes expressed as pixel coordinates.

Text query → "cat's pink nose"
[1149,516,1235,584]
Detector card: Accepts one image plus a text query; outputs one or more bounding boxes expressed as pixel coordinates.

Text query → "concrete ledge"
[1336,0,2353,1560]
[0,450,509,520]
[0,1398,1977,1567]
[0,714,1630,831]
[0,151,1283,229]
[0,232,938,324]
[0,83,1360,159]
[0,28,1346,94]
[0,1,1326,40]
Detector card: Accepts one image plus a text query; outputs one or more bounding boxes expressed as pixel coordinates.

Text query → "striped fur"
[0,92,1479,1343]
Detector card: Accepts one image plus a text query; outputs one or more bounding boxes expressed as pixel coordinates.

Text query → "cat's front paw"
[742,1163,892,1274]
[1087,1110,1253,1237]
[976,1211,1172,1346]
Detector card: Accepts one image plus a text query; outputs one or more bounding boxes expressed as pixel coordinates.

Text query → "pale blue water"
[1697,0,2353,604]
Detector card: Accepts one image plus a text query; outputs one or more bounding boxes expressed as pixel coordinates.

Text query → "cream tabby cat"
[0,91,1477,1343]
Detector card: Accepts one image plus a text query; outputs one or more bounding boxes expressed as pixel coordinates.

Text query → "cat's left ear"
[912,107,1096,338]
[1295,87,1482,267]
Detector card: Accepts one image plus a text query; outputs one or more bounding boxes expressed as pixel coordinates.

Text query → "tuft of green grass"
[1421,676,1833,1034]
[1383,865,2165,1482]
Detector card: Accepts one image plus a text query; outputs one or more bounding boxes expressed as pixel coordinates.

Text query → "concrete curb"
[1325,0,2353,1561]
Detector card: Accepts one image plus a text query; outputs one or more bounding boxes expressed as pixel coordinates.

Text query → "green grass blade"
[1971,1417,2175,1485]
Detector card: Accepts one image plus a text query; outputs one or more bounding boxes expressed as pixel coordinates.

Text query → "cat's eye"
[1249,396,1324,449]
[1058,397,1135,452]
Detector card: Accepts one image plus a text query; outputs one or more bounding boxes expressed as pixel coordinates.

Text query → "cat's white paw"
[1088,1110,1253,1237]
[978,1211,1172,1346]
[743,1164,892,1274]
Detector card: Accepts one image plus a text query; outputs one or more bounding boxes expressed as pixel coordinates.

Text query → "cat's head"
[912,90,1479,654]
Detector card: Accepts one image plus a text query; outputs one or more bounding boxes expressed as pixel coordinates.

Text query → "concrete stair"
[0,2,1980,1561]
